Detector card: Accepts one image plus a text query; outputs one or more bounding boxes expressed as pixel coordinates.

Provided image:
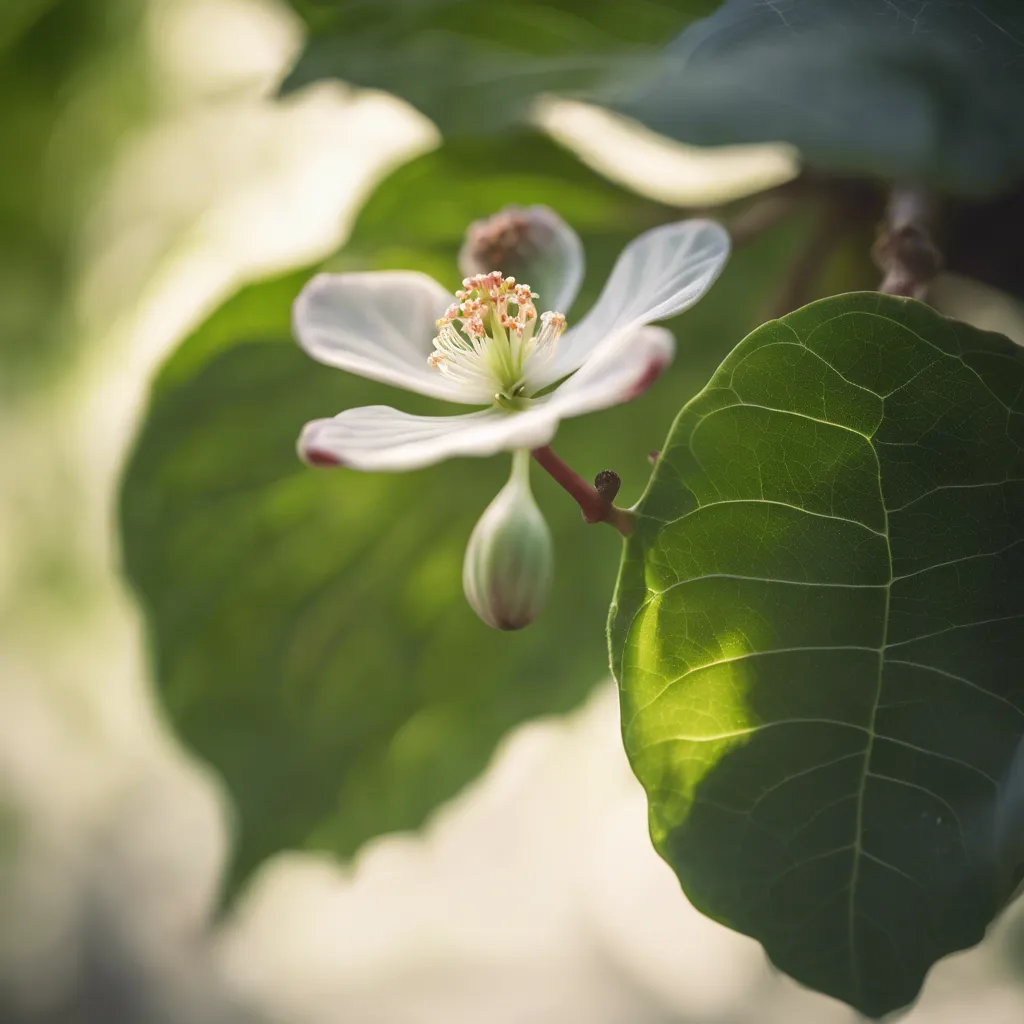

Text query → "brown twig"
[766,199,852,320]
[531,446,633,537]
[727,193,802,248]
[873,185,943,300]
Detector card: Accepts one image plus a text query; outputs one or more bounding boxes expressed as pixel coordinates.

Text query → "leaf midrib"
[846,429,893,999]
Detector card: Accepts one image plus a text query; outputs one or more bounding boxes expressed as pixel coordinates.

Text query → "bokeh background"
[3,1,1024,1022]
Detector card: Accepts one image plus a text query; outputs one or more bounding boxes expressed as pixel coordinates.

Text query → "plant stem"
[766,198,851,319]
[727,193,800,248]
[530,445,634,537]
[873,185,943,300]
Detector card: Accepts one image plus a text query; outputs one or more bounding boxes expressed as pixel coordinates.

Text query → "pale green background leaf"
[120,134,816,897]
[0,0,151,393]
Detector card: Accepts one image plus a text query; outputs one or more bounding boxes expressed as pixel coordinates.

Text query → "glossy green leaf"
[121,134,815,897]
[280,0,715,134]
[614,0,1024,196]
[610,293,1024,1016]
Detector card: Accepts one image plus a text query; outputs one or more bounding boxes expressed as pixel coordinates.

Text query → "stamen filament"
[427,270,565,406]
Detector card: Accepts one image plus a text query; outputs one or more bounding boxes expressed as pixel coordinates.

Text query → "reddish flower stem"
[531,445,634,537]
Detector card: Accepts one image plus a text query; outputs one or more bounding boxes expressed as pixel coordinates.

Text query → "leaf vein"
[625,646,878,726]
[887,612,1024,648]
[658,497,886,537]
[890,538,1024,583]
[875,735,998,786]
[652,573,886,595]
[864,771,967,848]
[886,659,1024,719]
[639,718,869,749]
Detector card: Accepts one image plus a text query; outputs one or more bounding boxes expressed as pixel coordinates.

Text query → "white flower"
[293,212,730,472]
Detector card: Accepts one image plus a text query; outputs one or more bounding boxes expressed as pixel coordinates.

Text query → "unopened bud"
[458,205,582,312]
[463,452,554,631]
[594,469,621,502]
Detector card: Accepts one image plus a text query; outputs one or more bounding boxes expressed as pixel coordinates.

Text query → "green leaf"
[610,293,1024,1016]
[121,133,814,898]
[280,0,716,135]
[0,0,59,52]
[0,0,151,394]
[614,0,1024,196]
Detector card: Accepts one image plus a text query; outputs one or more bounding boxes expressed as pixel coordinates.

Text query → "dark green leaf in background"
[280,0,716,135]
[613,0,1024,197]
[121,134,819,899]
[610,293,1024,1016]
[0,0,60,53]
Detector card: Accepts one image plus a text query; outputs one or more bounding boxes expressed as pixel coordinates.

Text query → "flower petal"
[546,325,675,420]
[293,271,487,403]
[458,205,584,314]
[534,219,729,387]
[298,405,560,473]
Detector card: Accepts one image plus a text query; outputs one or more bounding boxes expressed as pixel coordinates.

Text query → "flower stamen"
[429,271,565,406]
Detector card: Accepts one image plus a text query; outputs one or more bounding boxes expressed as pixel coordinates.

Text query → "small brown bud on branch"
[594,470,622,503]
[531,446,633,537]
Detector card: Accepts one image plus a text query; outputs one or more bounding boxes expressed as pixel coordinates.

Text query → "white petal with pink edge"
[545,326,676,420]
[293,270,491,404]
[298,404,561,473]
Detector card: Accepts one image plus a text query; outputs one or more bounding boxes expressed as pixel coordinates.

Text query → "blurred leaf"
[121,133,820,897]
[287,0,717,42]
[0,0,59,52]
[0,802,19,868]
[610,293,1024,1016]
[280,0,716,134]
[613,0,1024,197]
[0,0,150,394]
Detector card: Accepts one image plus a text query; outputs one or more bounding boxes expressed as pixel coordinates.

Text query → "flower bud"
[458,205,582,313]
[463,452,554,631]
